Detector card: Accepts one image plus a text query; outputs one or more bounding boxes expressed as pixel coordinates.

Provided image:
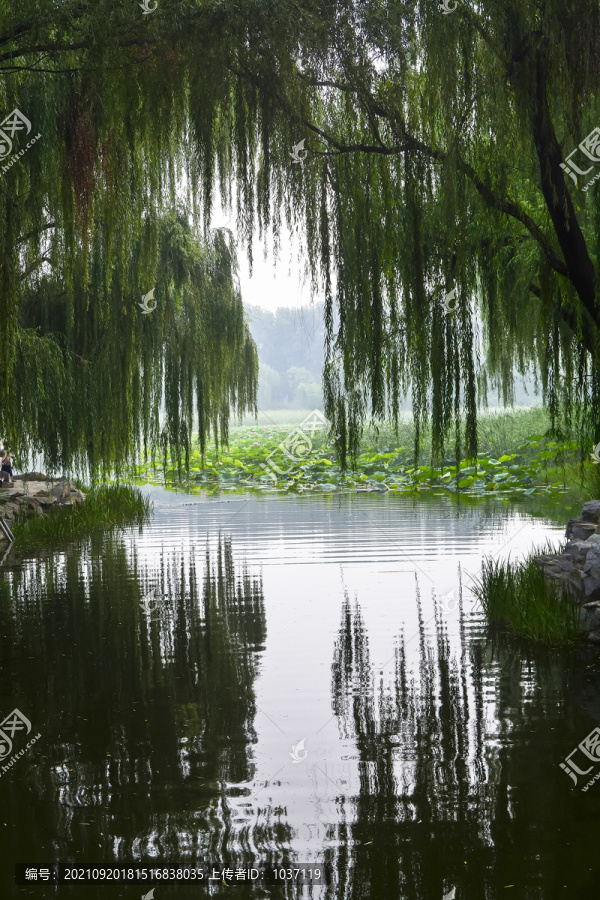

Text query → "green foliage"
[129,407,598,501]
[12,209,258,477]
[11,484,152,543]
[471,553,581,646]
[0,3,260,475]
[2,1,600,472]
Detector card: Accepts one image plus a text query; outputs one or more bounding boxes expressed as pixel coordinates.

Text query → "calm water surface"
[1,490,600,899]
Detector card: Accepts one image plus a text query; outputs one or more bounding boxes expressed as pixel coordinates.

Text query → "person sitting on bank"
[0,450,14,484]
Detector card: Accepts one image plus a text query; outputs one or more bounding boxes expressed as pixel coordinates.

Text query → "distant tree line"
[245,303,327,409]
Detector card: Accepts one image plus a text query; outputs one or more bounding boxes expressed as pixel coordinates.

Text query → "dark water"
[1,490,600,899]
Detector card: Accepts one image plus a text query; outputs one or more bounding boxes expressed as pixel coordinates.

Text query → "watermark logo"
[560,724,600,790]
[0,708,31,759]
[140,0,158,13]
[0,109,41,176]
[561,127,600,191]
[442,287,458,313]
[139,588,170,620]
[590,443,600,464]
[0,708,41,777]
[261,409,329,477]
[289,739,308,763]
[139,288,156,314]
[139,588,159,614]
[140,589,169,619]
[439,0,457,12]
[290,139,308,164]
[440,589,457,612]
[0,109,31,160]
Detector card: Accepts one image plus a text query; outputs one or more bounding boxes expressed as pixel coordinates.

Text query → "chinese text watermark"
[561,127,600,192]
[560,724,600,791]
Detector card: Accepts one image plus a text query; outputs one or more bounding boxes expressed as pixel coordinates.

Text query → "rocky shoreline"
[535,500,600,644]
[0,475,86,539]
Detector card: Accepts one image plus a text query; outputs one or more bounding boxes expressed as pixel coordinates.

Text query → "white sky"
[210,204,321,314]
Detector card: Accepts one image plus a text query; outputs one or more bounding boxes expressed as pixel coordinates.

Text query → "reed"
[12,484,152,543]
[471,548,581,646]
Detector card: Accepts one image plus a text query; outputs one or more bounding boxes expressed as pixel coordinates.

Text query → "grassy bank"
[12,484,152,544]
[127,407,600,511]
[471,552,581,646]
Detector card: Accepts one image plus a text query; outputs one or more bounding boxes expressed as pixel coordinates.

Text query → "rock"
[564,540,593,566]
[583,545,600,574]
[20,472,48,481]
[582,600,600,629]
[583,569,600,599]
[26,498,40,510]
[566,520,597,541]
[582,500,600,523]
[51,482,67,499]
[558,569,585,598]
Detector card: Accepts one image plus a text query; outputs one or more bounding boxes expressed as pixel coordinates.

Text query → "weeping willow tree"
[0,4,259,476]
[14,213,257,475]
[2,0,600,471]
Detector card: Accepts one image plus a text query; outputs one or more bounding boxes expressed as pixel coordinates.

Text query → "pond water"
[1,489,600,899]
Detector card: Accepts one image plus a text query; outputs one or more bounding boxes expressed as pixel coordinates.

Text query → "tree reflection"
[0,533,266,897]
[2,537,600,899]
[326,580,600,899]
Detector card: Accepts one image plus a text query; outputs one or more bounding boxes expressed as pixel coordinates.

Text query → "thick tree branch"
[16,222,56,245]
[529,49,598,335]
[0,3,90,49]
[0,37,156,64]
[236,59,572,287]
[0,23,34,50]
[305,113,570,280]
[529,282,597,355]
[20,257,52,280]
[456,158,568,278]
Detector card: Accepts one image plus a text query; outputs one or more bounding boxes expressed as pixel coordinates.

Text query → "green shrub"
[471,550,581,646]
[12,484,152,543]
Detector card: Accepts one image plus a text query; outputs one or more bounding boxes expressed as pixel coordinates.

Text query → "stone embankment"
[0,475,86,538]
[535,500,600,644]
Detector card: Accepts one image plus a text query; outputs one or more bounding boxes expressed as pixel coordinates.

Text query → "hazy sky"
[210,204,321,314]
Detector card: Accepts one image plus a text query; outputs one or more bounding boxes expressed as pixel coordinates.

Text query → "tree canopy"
[2,0,600,471]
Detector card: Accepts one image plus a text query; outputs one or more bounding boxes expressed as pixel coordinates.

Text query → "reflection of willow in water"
[0,534,266,892]
[3,535,600,898]
[326,582,600,900]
